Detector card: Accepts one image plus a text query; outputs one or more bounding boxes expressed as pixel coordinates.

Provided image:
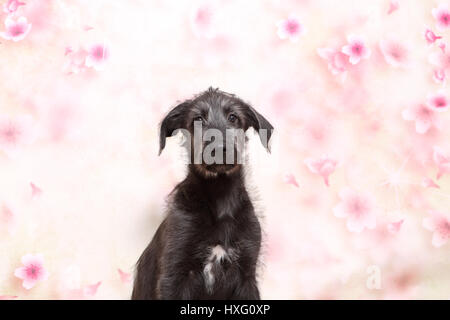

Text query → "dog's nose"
[211,144,226,158]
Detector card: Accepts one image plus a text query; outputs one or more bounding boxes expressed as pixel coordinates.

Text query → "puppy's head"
[159,88,273,177]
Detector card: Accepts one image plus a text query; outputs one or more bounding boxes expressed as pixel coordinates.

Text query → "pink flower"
[427,91,449,112]
[317,47,350,76]
[85,44,109,70]
[438,42,446,53]
[432,4,450,30]
[402,103,440,134]
[304,156,337,186]
[379,39,409,68]
[0,115,34,157]
[333,188,377,233]
[424,28,442,44]
[422,177,440,189]
[1,203,16,235]
[433,146,450,179]
[14,254,49,289]
[387,219,404,234]
[387,0,399,14]
[118,269,132,283]
[0,16,31,42]
[276,16,304,42]
[429,50,450,71]
[423,211,450,247]
[283,173,299,188]
[341,35,371,65]
[3,0,25,14]
[433,69,446,84]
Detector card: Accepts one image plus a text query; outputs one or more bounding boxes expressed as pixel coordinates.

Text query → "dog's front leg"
[158,265,203,299]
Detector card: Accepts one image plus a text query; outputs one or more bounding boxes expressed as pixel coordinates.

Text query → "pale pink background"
[1,0,450,299]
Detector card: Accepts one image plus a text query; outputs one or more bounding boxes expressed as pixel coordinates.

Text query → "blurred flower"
[432,3,450,30]
[83,281,101,296]
[85,44,109,71]
[429,49,450,71]
[402,103,440,134]
[0,295,18,300]
[317,47,349,76]
[426,91,449,112]
[118,269,132,283]
[341,35,371,65]
[283,173,299,188]
[63,47,88,74]
[333,188,377,233]
[190,4,216,38]
[0,114,34,157]
[387,0,399,15]
[1,203,16,235]
[3,0,25,14]
[438,42,446,53]
[0,16,31,42]
[14,254,49,290]
[433,69,446,84]
[304,155,337,186]
[433,146,450,179]
[424,28,442,44]
[423,211,450,247]
[379,39,408,68]
[387,219,404,234]
[422,177,440,189]
[276,16,304,42]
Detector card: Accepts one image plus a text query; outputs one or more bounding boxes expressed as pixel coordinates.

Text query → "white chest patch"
[203,245,236,293]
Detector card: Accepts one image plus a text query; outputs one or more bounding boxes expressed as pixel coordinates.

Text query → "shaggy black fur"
[131,88,273,300]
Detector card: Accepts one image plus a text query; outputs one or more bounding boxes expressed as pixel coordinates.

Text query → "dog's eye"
[228,114,238,123]
[193,116,203,123]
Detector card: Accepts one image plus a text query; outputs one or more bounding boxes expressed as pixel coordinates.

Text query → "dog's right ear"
[159,101,190,155]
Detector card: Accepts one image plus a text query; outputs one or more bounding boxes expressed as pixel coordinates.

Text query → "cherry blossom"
[0,16,32,42]
[424,28,442,44]
[304,156,337,186]
[422,177,440,189]
[433,146,450,179]
[423,211,450,247]
[387,0,399,15]
[379,39,408,68]
[432,4,450,30]
[402,103,441,134]
[0,115,34,157]
[3,0,25,14]
[317,47,349,76]
[118,269,132,283]
[438,42,446,53]
[276,16,304,42]
[433,69,446,84]
[387,219,404,234]
[85,44,109,71]
[341,35,371,65]
[429,50,450,71]
[84,281,101,296]
[283,173,299,188]
[426,91,449,112]
[333,188,377,233]
[14,254,49,289]
[0,295,18,300]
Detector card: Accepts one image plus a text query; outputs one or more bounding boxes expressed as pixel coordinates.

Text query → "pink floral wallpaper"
[1,0,450,299]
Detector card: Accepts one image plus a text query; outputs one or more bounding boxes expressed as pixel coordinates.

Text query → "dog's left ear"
[159,101,190,155]
[243,104,274,152]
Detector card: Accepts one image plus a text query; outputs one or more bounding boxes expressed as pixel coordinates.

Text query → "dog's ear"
[243,104,274,152]
[159,101,190,155]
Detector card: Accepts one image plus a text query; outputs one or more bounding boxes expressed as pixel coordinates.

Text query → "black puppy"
[132,88,273,300]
